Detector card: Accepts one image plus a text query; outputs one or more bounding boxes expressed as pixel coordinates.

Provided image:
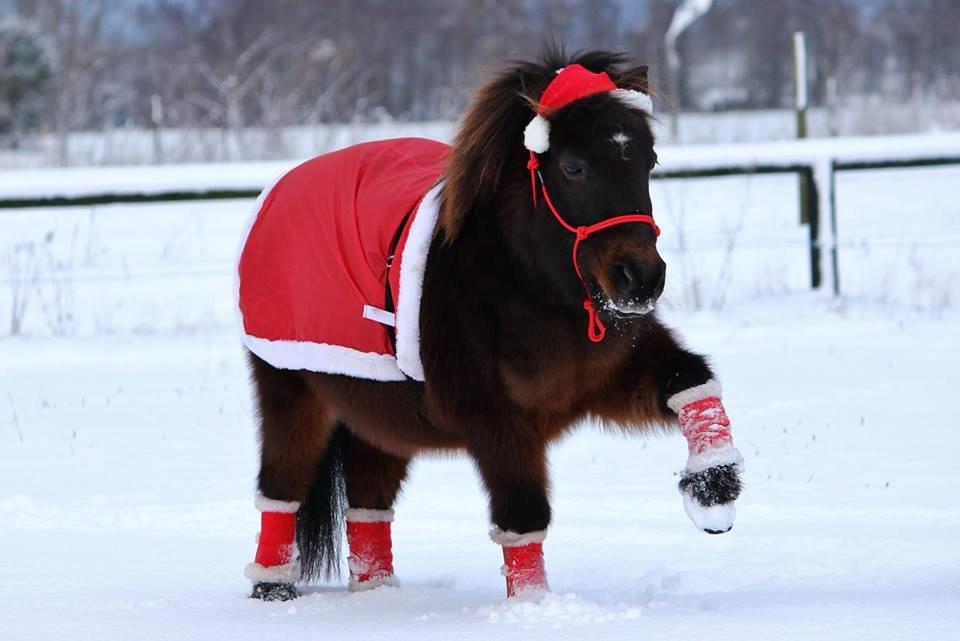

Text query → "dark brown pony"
[245,48,742,601]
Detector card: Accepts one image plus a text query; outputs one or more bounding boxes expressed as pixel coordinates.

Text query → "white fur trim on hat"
[489,527,548,547]
[523,115,551,153]
[244,560,300,584]
[254,492,300,513]
[611,88,654,115]
[666,379,723,413]
[344,507,395,523]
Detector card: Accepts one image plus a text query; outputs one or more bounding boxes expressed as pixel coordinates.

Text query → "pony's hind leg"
[245,353,334,601]
[343,436,410,591]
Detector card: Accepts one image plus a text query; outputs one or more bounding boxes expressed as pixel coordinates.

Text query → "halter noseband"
[523,64,660,343]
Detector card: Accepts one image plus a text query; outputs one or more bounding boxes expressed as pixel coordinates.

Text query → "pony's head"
[443,48,664,334]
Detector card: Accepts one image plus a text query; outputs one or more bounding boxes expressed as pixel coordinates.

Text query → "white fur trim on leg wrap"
[344,507,395,523]
[348,573,400,592]
[686,444,744,475]
[666,379,723,413]
[254,492,300,513]
[489,527,547,547]
[244,560,299,584]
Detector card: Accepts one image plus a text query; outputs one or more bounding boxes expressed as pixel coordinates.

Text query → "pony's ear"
[616,65,650,94]
[440,64,547,243]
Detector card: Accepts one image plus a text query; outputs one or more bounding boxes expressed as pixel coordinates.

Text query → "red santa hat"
[523,64,654,154]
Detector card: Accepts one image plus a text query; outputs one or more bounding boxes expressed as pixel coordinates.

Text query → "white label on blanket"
[362,305,396,327]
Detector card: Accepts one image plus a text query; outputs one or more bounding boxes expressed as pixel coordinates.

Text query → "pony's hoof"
[704,525,732,535]
[251,582,298,601]
[679,463,742,533]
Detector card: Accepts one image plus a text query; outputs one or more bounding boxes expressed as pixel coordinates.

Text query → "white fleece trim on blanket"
[489,527,548,547]
[244,561,300,584]
[394,182,443,382]
[666,379,723,413]
[344,507,395,523]
[254,492,300,513]
[241,334,407,381]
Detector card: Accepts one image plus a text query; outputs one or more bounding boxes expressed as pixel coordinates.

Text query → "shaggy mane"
[439,46,650,243]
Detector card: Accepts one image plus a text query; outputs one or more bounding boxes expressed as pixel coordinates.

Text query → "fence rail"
[2,133,959,296]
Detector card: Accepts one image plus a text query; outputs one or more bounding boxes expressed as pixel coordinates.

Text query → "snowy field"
[1,152,959,639]
[2,299,958,640]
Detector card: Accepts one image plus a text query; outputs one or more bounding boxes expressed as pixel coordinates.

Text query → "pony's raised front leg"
[667,379,744,534]
[471,433,551,599]
[344,437,408,591]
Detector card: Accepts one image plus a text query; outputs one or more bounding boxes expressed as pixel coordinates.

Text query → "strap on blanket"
[383,207,415,353]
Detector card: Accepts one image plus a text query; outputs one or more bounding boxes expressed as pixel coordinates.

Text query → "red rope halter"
[527,151,660,343]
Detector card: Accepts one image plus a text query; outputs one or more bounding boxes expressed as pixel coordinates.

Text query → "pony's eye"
[648,153,659,172]
[561,162,585,178]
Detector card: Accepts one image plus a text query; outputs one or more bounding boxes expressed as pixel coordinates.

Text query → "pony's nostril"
[610,261,637,296]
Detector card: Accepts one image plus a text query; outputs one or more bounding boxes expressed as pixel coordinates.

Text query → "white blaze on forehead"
[611,131,632,157]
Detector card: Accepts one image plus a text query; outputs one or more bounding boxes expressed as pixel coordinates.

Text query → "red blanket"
[237,138,449,381]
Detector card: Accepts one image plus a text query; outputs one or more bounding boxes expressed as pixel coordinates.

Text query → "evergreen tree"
[0,17,55,146]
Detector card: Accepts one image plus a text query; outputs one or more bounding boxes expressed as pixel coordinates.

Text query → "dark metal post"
[803,167,821,289]
[829,163,840,296]
[793,32,810,227]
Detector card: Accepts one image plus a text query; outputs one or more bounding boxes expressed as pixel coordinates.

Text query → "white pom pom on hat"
[523,115,551,153]
[522,64,653,154]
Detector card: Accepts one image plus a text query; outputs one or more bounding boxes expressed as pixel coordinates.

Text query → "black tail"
[297,422,350,581]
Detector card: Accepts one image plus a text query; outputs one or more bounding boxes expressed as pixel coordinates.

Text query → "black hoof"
[704,525,732,535]
[251,582,298,601]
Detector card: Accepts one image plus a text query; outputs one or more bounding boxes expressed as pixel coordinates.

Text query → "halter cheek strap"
[527,151,660,343]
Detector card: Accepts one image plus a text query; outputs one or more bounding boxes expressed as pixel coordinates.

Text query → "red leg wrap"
[347,520,395,588]
[254,511,296,567]
[677,395,733,456]
[502,542,548,598]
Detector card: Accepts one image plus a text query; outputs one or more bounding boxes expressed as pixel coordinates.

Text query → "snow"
[1,147,959,639]
[2,298,958,640]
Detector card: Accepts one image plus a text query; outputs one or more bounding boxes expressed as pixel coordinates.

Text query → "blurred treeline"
[1,0,958,144]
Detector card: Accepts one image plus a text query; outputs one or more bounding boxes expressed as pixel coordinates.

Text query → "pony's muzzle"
[608,256,665,308]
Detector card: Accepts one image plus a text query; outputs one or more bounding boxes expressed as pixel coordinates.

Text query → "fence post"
[793,32,810,228]
[802,167,821,289]
[829,162,840,296]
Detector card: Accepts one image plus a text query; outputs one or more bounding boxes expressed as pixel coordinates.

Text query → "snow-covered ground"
[1,159,957,338]
[2,298,958,640]
[1,150,958,639]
